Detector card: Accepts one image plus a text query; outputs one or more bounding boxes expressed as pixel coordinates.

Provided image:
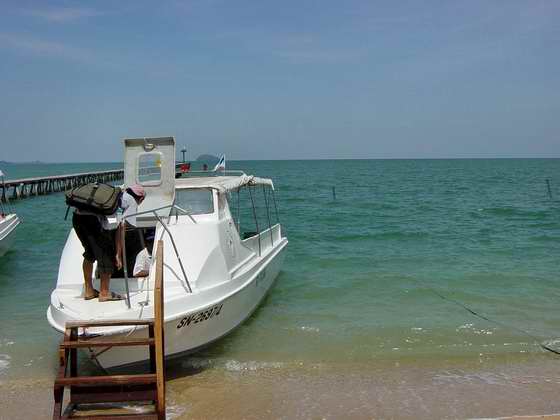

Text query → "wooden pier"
[1,164,188,203]
[0,169,123,202]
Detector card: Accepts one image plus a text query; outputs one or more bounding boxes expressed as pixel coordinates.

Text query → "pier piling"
[546,179,553,199]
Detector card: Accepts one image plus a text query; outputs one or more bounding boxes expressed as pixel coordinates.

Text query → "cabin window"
[138,152,162,185]
[176,188,214,215]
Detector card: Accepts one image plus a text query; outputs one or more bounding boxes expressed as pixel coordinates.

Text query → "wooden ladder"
[53,241,166,420]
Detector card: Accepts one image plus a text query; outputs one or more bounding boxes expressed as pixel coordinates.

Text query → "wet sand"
[167,359,560,419]
[1,379,53,420]
[3,357,560,419]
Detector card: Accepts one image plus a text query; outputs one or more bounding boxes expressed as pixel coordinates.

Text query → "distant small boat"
[47,137,288,368]
[0,213,20,257]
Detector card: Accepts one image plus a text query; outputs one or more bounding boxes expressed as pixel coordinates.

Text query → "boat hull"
[94,242,287,369]
[0,215,19,257]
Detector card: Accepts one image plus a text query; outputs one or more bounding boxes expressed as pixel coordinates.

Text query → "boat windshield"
[175,188,214,215]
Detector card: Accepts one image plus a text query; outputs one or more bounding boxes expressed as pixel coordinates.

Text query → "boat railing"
[240,223,281,257]
[120,203,194,308]
[242,183,280,257]
[178,169,246,178]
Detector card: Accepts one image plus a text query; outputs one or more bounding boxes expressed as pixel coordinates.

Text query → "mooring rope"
[419,281,560,356]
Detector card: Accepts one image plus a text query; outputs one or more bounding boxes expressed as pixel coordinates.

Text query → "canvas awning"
[175,174,274,192]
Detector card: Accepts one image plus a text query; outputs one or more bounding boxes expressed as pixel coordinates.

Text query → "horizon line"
[2,156,560,164]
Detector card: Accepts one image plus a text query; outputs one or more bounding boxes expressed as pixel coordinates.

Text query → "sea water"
[1,159,560,415]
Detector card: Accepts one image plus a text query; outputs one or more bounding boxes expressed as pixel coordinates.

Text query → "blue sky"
[0,0,559,161]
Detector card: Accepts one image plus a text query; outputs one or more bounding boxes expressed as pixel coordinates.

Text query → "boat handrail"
[170,204,197,224]
[247,185,261,256]
[262,184,274,248]
[120,203,194,308]
[121,203,197,224]
[178,170,246,177]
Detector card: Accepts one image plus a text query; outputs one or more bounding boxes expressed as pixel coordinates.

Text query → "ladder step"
[65,319,154,328]
[66,409,158,420]
[70,384,157,404]
[56,374,157,387]
[61,337,155,348]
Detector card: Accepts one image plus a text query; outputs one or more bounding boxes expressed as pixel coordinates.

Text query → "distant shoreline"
[0,160,50,165]
[2,157,560,164]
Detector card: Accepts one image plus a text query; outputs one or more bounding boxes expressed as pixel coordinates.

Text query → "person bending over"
[73,208,118,301]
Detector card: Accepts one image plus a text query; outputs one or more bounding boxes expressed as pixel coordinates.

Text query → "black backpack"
[65,183,122,216]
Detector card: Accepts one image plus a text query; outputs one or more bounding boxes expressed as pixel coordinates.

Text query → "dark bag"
[65,183,122,215]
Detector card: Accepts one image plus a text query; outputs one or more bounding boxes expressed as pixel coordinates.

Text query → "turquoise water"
[1,159,560,381]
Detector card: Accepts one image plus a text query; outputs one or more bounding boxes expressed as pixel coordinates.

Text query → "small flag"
[0,169,4,177]
[213,154,225,172]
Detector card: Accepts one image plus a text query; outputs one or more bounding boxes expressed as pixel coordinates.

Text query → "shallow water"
[1,159,560,390]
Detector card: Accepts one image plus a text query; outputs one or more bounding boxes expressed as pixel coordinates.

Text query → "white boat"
[0,212,20,257]
[47,137,288,368]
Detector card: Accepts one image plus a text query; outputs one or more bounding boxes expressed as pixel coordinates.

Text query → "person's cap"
[129,184,145,198]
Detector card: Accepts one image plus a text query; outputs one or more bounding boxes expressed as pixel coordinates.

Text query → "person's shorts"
[72,213,115,275]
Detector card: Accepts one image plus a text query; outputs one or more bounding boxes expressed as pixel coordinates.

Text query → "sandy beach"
[3,356,560,420]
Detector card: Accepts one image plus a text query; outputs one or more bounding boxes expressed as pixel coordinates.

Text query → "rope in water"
[419,282,560,356]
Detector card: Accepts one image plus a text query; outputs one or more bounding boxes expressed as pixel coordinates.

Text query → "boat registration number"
[176,304,224,329]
